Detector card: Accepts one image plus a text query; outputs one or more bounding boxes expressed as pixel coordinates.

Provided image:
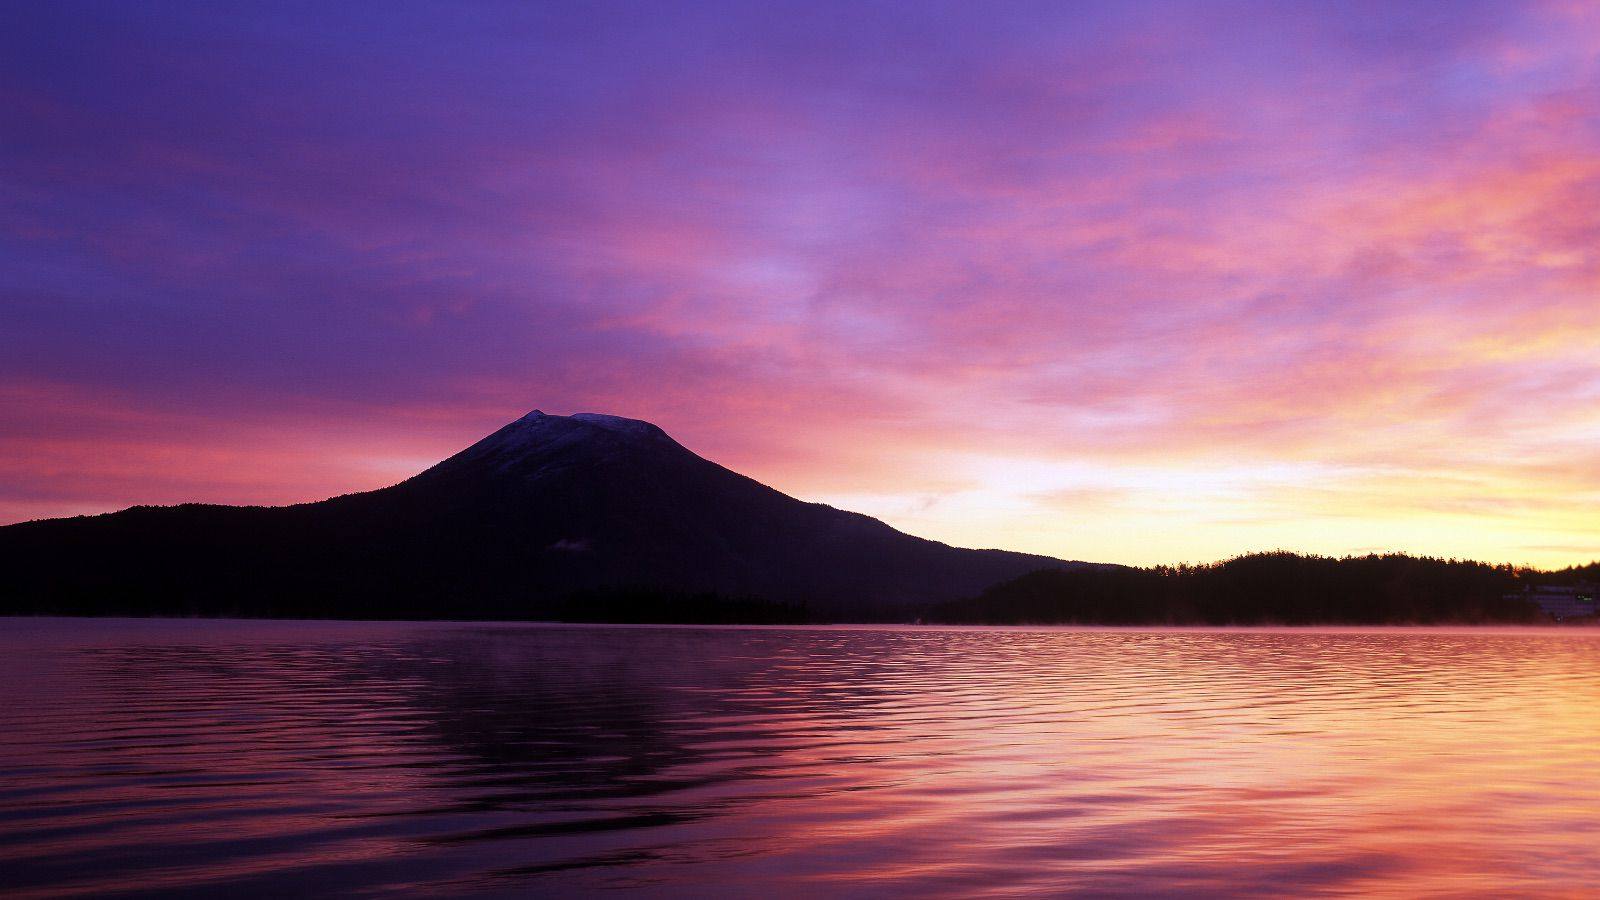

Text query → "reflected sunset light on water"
[4,621,1598,896]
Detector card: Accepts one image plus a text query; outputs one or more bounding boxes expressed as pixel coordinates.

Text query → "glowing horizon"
[3,2,1598,569]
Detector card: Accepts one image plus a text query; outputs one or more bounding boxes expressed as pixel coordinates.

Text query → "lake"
[2,620,1598,897]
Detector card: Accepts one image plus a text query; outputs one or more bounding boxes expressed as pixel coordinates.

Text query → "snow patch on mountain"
[571,412,665,438]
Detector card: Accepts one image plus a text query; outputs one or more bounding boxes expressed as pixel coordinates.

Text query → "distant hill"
[0,410,1089,620]
[928,552,1551,625]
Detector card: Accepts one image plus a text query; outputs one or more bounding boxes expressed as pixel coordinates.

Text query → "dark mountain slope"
[0,411,1086,619]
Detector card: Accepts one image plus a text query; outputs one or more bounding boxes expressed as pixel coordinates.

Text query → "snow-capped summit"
[569,412,668,438]
[448,410,681,475]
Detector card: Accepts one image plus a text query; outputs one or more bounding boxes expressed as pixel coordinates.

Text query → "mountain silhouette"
[0,410,1088,620]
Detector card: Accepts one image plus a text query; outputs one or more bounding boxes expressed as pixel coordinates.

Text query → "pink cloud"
[3,1,1598,566]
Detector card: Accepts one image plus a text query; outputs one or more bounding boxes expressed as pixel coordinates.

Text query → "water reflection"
[2,621,1599,896]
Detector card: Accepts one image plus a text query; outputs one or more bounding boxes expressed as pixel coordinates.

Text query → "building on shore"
[1512,583,1599,621]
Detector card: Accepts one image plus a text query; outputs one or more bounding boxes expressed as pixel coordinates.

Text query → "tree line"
[927,552,1569,625]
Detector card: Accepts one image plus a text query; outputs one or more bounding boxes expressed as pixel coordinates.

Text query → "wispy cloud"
[2,1,1597,566]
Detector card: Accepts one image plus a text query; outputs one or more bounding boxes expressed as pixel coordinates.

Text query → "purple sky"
[3,1,1598,566]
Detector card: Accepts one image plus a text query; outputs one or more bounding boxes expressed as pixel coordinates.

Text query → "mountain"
[0,410,1089,620]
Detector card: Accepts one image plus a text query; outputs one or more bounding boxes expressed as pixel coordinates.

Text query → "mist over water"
[2,621,1598,896]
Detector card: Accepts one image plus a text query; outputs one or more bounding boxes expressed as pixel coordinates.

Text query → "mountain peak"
[511,409,659,434]
[501,410,668,441]
[438,409,680,477]
[2,405,1083,619]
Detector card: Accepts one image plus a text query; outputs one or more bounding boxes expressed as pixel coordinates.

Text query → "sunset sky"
[3,1,1598,568]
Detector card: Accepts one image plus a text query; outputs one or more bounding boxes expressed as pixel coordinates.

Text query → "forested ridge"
[928,552,1576,625]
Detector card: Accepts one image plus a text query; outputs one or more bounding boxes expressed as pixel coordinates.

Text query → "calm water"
[2,621,1599,897]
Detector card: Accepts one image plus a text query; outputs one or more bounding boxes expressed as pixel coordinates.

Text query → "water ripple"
[2,621,1599,896]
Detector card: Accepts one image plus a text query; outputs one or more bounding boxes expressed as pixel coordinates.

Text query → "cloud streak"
[2,0,1597,566]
